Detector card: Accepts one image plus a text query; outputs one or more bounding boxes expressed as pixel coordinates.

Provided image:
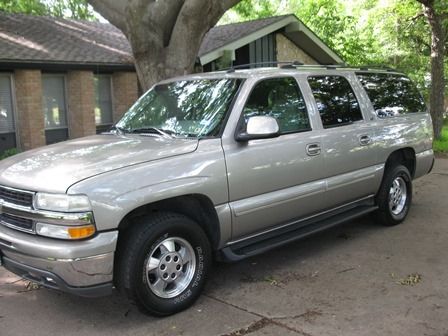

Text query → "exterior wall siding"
[276,33,319,65]
[67,71,96,138]
[249,34,276,66]
[112,72,138,122]
[4,70,140,152]
[14,69,46,150]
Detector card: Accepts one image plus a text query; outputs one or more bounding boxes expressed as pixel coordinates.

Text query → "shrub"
[0,148,19,160]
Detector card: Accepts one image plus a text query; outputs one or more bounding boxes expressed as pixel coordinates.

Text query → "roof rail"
[288,63,399,72]
[220,61,398,73]
[224,61,304,73]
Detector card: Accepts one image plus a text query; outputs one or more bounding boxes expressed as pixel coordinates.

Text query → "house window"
[94,75,113,133]
[0,74,16,152]
[42,75,68,144]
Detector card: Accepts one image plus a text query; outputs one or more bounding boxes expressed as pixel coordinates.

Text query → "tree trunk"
[419,1,446,139]
[88,0,242,92]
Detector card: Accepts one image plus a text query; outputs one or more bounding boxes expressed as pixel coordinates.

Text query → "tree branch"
[220,0,243,10]
[415,0,433,6]
[146,0,185,46]
[87,0,126,30]
[409,12,425,22]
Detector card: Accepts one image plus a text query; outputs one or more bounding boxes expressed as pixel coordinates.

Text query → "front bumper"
[0,225,118,297]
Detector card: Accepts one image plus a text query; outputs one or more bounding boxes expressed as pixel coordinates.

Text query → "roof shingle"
[0,12,303,66]
[0,12,133,66]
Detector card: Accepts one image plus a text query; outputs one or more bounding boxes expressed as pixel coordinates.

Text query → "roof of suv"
[161,65,405,83]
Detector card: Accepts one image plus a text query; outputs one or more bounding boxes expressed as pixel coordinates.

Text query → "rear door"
[306,73,381,208]
[222,76,326,240]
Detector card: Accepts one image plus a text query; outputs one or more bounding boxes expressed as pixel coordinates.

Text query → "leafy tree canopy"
[222,0,447,94]
[0,0,96,20]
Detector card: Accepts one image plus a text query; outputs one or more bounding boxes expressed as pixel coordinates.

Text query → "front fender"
[67,139,228,231]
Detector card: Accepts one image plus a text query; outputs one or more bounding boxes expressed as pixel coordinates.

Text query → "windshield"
[115,78,242,138]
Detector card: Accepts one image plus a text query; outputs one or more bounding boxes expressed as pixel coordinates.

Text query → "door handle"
[306,143,321,156]
[359,135,372,146]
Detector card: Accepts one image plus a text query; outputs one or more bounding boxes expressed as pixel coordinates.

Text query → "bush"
[433,125,448,153]
[0,148,19,160]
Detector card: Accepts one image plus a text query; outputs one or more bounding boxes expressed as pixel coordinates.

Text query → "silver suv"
[0,65,434,316]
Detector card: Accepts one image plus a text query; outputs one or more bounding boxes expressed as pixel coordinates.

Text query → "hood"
[0,134,198,193]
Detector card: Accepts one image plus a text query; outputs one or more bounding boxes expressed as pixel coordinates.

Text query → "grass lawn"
[433,120,448,153]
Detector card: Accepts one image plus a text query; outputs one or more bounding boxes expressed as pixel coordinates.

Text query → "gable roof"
[199,15,289,56]
[0,12,342,69]
[199,14,343,65]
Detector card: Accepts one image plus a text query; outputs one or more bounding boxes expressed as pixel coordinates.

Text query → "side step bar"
[220,205,378,262]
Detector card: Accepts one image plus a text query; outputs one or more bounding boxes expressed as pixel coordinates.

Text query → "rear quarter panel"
[371,113,433,178]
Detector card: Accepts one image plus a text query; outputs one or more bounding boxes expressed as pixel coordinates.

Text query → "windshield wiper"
[130,127,175,139]
[110,125,128,135]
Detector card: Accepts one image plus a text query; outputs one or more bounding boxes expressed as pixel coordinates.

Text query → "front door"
[223,76,326,240]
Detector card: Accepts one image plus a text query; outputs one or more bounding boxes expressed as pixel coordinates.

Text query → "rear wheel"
[116,212,211,316]
[375,164,412,226]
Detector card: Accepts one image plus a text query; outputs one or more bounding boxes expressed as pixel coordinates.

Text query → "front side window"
[308,75,363,128]
[116,78,242,137]
[94,75,113,125]
[242,77,310,133]
[0,75,14,134]
[357,73,426,117]
[42,75,67,129]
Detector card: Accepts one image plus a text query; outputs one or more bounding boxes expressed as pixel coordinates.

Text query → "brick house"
[0,13,342,153]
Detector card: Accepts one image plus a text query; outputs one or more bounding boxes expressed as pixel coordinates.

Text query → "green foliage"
[223,0,448,99]
[0,0,47,15]
[0,0,96,20]
[222,0,378,65]
[433,121,448,153]
[0,148,19,160]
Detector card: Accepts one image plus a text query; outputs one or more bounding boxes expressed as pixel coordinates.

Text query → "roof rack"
[221,61,398,73]
[224,61,304,73]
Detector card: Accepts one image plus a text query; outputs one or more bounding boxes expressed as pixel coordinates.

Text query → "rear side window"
[308,75,363,128]
[242,77,311,134]
[357,73,426,117]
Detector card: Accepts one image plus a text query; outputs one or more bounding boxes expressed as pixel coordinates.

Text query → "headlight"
[36,222,96,240]
[35,193,91,212]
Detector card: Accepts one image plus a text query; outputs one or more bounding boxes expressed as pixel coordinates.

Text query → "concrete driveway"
[1,159,447,336]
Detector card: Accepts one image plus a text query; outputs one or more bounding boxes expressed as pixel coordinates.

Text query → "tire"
[375,164,412,226]
[116,212,211,316]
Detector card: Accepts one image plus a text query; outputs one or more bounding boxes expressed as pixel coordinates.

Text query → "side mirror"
[236,116,280,142]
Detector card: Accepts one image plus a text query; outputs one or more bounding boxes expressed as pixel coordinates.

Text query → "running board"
[220,205,378,262]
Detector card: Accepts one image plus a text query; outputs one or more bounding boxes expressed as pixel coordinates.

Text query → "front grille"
[0,213,34,231]
[0,186,33,207]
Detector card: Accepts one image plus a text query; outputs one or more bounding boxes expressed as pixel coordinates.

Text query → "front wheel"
[375,164,412,226]
[116,212,211,316]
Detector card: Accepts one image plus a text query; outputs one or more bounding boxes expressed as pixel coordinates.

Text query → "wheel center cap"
[158,252,183,282]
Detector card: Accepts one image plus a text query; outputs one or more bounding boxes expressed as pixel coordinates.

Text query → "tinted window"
[242,77,310,133]
[357,73,426,117]
[308,76,363,128]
